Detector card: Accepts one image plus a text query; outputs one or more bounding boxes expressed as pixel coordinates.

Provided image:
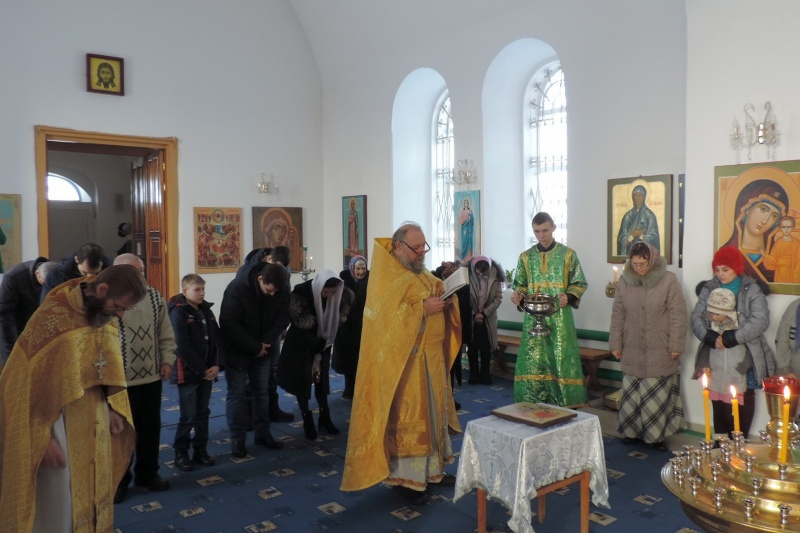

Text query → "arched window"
[47,173,91,202]
[432,94,454,265]
[526,62,567,244]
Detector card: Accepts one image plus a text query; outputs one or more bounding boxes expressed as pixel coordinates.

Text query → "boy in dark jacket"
[169,274,223,471]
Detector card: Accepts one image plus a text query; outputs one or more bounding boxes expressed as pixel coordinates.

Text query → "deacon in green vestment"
[511,212,588,408]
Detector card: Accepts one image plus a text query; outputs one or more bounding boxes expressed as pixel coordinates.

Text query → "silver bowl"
[519,293,559,337]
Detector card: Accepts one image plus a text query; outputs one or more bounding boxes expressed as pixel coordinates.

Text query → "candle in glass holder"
[702,373,711,442]
[613,266,618,283]
[730,385,740,433]
[781,385,790,464]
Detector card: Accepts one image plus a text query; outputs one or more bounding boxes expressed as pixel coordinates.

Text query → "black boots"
[318,408,340,435]
[193,447,215,466]
[269,392,295,422]
[302,410,318,440]
[254,432,284,450]
[231,439,247,458]
[175,450,194,471]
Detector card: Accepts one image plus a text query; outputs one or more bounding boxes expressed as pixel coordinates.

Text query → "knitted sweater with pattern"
[117,286,177,387]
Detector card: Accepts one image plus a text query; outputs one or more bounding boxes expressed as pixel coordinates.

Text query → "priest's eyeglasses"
[401,241,431,254]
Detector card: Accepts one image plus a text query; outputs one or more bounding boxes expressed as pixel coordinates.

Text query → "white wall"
[0,0,322,305]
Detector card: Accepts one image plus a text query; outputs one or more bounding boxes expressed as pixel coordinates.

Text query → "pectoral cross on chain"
[94,354,107,380]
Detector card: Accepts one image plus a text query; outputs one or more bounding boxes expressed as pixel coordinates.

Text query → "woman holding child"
[609,242,688,451]
[691,246,783,440]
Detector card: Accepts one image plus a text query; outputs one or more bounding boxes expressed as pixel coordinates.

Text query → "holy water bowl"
[519,293,559,337]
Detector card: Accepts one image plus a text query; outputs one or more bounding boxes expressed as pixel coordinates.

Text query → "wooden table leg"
[477,488,487,533]
[580,470,590,533]
[537,493,546,523]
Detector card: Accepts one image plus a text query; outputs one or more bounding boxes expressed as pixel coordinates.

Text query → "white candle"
[613,266,618,283]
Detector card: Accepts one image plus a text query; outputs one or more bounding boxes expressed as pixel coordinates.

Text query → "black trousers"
[468,322,492,381]
[120,379,163,487]
[712,388,755,438]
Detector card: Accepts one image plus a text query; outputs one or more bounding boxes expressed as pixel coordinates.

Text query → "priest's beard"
[398,253,425,274]
[85,295,115,327]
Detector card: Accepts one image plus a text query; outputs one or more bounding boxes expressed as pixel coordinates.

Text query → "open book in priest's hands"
[440,266,469,300]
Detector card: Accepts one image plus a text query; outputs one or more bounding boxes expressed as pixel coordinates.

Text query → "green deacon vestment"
[513,242,588,408]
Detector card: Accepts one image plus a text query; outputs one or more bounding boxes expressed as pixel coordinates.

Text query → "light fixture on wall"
[258,172,279,194]
[730,102,779,160]
[453,159,477,186]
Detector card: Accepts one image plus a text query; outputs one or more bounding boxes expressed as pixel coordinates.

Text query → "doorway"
[34,126,180,298]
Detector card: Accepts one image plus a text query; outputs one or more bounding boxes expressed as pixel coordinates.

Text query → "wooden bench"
[493,335,611,391]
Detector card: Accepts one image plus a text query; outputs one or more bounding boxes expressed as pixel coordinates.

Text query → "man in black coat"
[40,242,112,302]
[220,262,290,458]
[0,257,57,364]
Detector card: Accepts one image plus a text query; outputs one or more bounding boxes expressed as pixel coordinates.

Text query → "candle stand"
[300,245,315,281]
[663,380,800,532]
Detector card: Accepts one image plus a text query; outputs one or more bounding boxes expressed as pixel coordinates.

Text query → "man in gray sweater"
[113,254,177,503]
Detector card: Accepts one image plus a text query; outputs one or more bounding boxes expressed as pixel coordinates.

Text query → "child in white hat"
[701,287,748,438]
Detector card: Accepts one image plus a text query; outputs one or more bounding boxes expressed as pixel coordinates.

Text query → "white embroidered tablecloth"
[454,409,610,533]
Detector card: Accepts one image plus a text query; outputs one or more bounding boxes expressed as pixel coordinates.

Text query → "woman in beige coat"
[609,242,688,450]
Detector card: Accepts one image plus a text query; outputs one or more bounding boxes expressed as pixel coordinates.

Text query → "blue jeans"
[226,357,272,442]
[174,380,213,453]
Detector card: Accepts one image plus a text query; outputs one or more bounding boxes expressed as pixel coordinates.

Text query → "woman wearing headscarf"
[691,246,784,439]
[466,256,503,385]
[333,256,369,399]
[609,242,688,450]
[278,270,354,439]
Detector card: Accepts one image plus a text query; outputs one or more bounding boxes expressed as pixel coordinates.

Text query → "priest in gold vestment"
[0,265,147,533]
[341,222,461,504]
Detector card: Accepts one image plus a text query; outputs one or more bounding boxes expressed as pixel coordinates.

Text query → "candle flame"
[785,385,791,401]
[613,266,618,272]
[702,373,708,388]
[730,385,737,397]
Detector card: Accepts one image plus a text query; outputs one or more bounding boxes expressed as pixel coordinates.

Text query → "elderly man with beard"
[341,222,462,505]
[0,264,146,533]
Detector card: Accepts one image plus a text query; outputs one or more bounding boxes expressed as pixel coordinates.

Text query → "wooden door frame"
[34,125,180,297]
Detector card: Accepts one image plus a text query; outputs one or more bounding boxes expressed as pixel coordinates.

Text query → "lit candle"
[730,385,740,433]
[309,256,313,271]
[613,266,618,283]
[781,385,791,464]
[702,373,711,442]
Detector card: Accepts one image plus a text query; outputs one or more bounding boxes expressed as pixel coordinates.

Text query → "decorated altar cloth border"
[454,409,610,533]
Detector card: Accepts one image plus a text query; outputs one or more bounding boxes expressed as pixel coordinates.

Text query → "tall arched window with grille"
[432,93,454,265]
[526,62,567,245]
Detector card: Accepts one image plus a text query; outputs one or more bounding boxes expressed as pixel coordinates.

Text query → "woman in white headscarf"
[278,269,354,439]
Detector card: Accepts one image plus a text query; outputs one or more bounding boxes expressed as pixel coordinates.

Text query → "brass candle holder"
[662,378,800,532]
[605,281,617,298]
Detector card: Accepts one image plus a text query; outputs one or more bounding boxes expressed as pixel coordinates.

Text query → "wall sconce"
[730,102,779,160]
[258,172,279,194]
[454,159,477,186]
